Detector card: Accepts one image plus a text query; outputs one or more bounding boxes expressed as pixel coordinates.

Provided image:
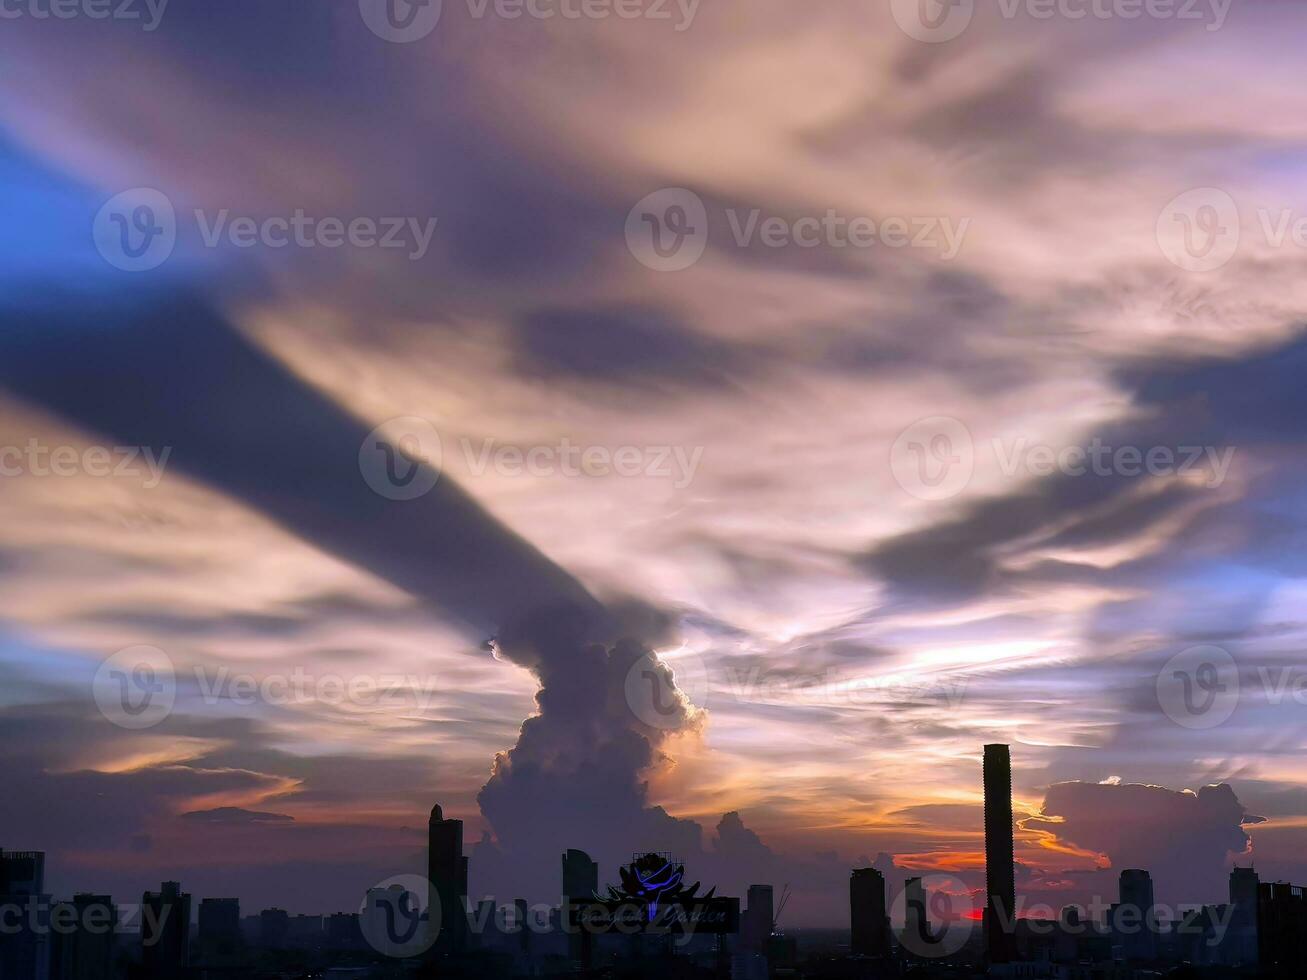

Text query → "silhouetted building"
[50,895,117,980]
[983,743,1016,964]
[325,911,363,951]
[742,884,774,955]
[561,849,598,900]
[429,803,469,955]
[141,881,190,980]
[1226,866,1260,966]
[258,907,289,949]
[562,849,598,965]
[1114,869,1157,961]
[849,868,888,957]
[0,850,51,980]
[1258,879,1307,974]
[197,897,241,965]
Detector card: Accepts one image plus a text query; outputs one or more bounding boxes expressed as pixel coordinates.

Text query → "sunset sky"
[2,0,1306,927]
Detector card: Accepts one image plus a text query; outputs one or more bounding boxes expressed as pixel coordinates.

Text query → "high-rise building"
[429,803,469,954]
[141,882,190,980]
[1116,869,1157,961]
[50,895,117,980]
[1226,867,1260,966]
[742,884,774,955]
[561,849,598,901]
[561,849,598,965]
[983,743,1016,964]
[258,908,289,949]
[1258,879,1307,970]
[197,897,241,964]
[0,850,51,980]
[849,869,888,957]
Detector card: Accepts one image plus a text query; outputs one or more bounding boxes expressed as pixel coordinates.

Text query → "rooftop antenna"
[773,883,792,933]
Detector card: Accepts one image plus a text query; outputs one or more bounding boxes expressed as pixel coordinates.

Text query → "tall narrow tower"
[850,869,888,957]
[983,744,1016,964]
[428,804,468,955]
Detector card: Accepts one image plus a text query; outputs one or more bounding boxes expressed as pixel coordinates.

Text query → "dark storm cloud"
[180,807,294,824]
[1028,781,1256,905]
[0,288,604,645]
[863,330,1307,604]
[510,306,743,386]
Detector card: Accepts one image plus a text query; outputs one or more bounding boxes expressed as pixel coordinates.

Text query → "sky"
[1,0,1306,929]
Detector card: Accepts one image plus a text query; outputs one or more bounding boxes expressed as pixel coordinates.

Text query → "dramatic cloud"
[1027,781,1258,906]
[0,0,1306,925]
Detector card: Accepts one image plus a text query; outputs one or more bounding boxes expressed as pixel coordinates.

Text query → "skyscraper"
[197,897,241,965]
[983,743,1016,964]
[429,803,469,955]
[0,851,51,980]
[743,884,775,955]
[849,868,888,957]
[561,849,598,965]
[561,849,598,901]
[50,895,117,980]
[1116,869,1157,961]
[141,882,190,980]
